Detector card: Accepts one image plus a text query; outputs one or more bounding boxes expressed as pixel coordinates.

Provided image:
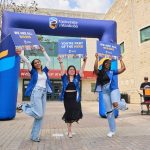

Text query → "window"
[140,26,150,43]
[120,42,124,54]
[91,83,96,92]
[24,35,81,70]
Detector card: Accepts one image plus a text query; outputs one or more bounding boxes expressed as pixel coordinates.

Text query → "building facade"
[1,1,149,103]
[104,0,150,103]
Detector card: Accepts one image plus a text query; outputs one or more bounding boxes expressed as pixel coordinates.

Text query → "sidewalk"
[0,101,150,150]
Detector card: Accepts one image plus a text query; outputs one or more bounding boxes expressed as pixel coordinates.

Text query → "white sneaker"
[68,132,72,138]
[107,132,115,138]
[120,99,128,111]
[16,104,23,113]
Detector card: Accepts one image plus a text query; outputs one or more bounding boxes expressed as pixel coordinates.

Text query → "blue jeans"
[102,83,116,132]
[22,86,47,140]
[111,89,126,110]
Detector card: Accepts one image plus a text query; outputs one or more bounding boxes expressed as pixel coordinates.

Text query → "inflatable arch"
[0,11,117,120]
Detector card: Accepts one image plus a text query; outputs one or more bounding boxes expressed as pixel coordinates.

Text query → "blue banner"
[97,41,121,60]
[58,39,86,58]
[9,28,40,50]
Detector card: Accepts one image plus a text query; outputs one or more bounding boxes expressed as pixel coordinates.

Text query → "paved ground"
[0,101,150,150]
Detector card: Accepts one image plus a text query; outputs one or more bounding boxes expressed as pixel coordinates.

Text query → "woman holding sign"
[58,56,87,138]
[94,53,127,138]
[16,45,52,142]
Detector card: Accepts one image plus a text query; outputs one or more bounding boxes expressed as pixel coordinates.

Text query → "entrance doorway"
[47,80,62,101]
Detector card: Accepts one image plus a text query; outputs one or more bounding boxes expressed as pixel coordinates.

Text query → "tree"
[0,0,39,40]
[0,0,38,15]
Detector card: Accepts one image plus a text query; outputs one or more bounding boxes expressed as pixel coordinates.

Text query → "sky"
[13,0,115,13]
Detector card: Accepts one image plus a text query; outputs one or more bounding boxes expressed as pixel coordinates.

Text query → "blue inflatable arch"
[0,11,117,120]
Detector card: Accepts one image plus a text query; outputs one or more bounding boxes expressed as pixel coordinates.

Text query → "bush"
[121,93,130,103]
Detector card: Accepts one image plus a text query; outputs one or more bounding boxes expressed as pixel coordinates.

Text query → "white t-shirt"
[35,72,47,88]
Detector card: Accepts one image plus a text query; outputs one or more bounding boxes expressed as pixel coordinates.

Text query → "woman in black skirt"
[58,56,87,138]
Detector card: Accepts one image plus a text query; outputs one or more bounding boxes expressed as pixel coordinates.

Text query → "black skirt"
[62,91,83,123]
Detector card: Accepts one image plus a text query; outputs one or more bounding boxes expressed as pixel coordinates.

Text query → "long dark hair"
[31,59,42,70]
[101,59,111,70]
[67,65,76,82]
[97,59,111,86]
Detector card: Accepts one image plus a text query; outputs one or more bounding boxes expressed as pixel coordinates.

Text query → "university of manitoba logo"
[49,17,58,29]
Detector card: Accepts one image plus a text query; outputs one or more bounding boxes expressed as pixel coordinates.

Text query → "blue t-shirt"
[110,71,119,91]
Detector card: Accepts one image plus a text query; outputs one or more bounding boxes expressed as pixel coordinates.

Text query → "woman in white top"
[16,46,52,142]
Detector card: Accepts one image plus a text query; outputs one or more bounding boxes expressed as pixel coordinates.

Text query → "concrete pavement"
[0,101,150,150]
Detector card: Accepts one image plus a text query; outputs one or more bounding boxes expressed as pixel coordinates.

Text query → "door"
[47,80,62,101]
[22,79,30,101]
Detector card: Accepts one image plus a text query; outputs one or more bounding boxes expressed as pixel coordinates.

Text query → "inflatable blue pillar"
[99,92,106,118]
[0,11,118,120]
[0,35,20,120]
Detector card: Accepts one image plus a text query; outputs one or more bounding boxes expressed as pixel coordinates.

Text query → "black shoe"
[30,137,40,142]
[16,104,23,113]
